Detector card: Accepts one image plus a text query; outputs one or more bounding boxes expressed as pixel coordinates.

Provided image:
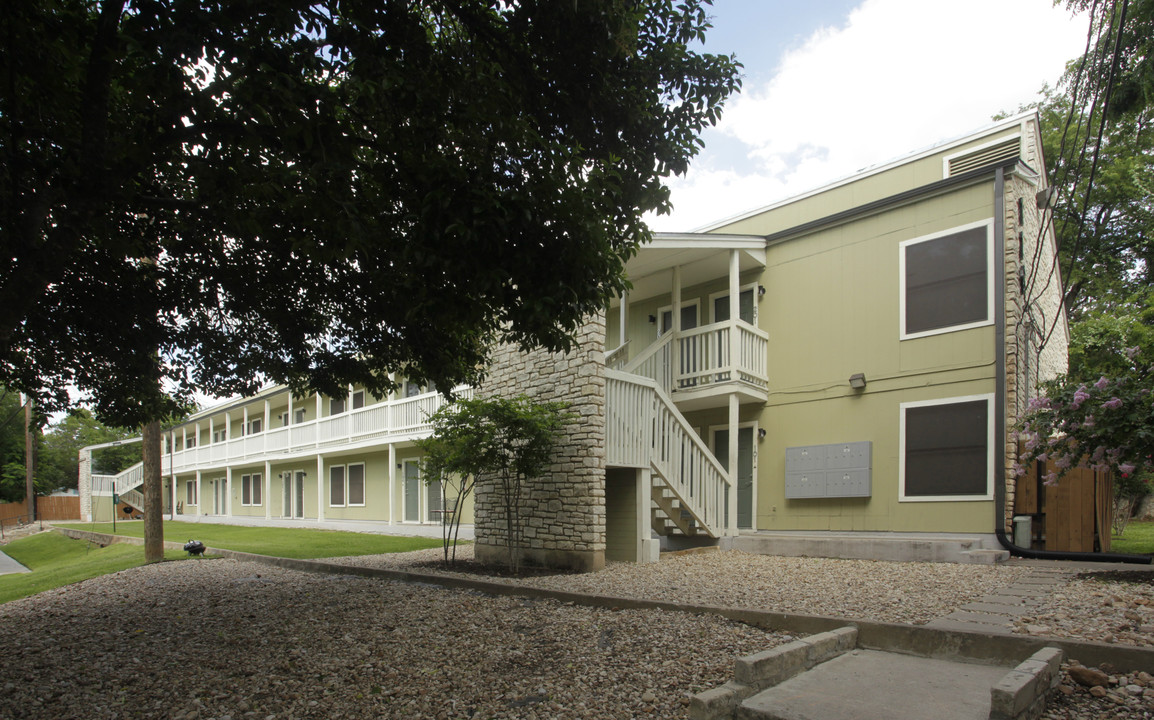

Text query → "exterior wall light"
[757,285,766,297]
[849,373,867,390]
[757,428,767,440]
[648,314,657,324]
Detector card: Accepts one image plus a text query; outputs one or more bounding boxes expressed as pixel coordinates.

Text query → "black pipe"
[993,165,1149,565]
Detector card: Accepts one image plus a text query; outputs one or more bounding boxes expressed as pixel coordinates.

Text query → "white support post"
[264,399,270,434]
[195,470,202,516]
[242,406,248,437]
[224,412,231,446]
[388,443,396,524]
[636,467,658,563]
[264,460,272,520]
[619,291,628,349]
[671,265,682,392]
[728,393,739,537]
[170,471,177,520]
[287,392,294,426]
[208,417,213,446]
[729,249,740,379]
[315,394,322,449]
[225,466,233,517]
[316,454,325,521]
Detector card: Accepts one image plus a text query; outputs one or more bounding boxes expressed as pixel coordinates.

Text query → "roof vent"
[945,136,1020,177]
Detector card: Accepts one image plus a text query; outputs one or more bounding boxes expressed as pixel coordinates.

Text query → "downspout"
[992,166,1148,563]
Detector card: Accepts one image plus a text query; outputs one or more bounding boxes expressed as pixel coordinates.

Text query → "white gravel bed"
[1013,570,1154,648]
[0,558,790,720]
[334,546,1037,625]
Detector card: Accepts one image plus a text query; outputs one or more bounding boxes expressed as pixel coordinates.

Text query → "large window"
[186,481,197,505]
[241,473,262,506]
[900,394,994,501]
[900,220,992,338]
[329,463,366,507]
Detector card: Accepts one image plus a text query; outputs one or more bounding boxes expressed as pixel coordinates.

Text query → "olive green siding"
[605,468,639,562]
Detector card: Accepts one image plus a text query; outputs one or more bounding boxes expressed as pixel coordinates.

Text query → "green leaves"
[1,1,740,427]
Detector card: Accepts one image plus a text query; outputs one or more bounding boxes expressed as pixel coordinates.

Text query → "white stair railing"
[606,369,730,537]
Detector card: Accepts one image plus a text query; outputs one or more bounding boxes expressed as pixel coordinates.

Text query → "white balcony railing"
[156,387,471,477]
[622,319,768,396]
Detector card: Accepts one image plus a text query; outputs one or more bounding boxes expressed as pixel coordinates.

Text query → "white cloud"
[651,0,1089,231]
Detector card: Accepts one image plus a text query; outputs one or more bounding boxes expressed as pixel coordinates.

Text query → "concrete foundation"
[724,531,1009,564]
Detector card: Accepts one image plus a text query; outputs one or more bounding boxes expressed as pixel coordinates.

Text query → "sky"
[649,0,1092,232]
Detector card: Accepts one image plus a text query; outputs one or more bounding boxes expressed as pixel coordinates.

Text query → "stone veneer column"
[473,314,607,572]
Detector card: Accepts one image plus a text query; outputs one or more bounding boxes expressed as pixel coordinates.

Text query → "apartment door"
[282,471,305,519]
[404,461,421,522]
[213,478,227,515]
[661,303,699,387]
[713,426,755,530]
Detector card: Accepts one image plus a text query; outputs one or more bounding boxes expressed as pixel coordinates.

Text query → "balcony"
[614,319,768,411]
[162,387,470,475]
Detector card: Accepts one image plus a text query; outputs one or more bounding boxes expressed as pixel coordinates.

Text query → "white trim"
[898,393,995,503]
[707,282,759,324]
[709,421,759,530]
[899,218,995,340]
[695,111,1038,232]
[656,298,700,338]
[240,472,263,507]
[346,462,366,507]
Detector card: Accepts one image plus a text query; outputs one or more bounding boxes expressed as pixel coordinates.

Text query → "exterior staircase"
[605,369,731,538]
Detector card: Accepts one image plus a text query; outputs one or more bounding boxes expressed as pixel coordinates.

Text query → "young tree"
[418,396,568,573]
[0,388,31,503]
[1,1,741,561]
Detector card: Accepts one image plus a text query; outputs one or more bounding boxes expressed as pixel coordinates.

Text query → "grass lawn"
[0,532,187,605]
[53,521,445,559]
[1112,520,1154,555]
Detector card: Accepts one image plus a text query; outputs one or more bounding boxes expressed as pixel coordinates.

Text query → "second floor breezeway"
[608,233,769,410]
[163,381,472,475]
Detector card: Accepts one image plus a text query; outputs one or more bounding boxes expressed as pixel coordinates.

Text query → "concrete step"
[735,650,1011,720]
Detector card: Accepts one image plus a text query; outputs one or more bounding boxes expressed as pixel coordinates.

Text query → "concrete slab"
[737,650,1010,720]
[979,595,1040,607]
[959,602,1033,616]
[936,611,1015,628]
[0,549,30,575]
[923,618,1015,635]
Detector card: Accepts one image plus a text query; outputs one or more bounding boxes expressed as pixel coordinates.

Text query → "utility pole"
[23,395,35,523]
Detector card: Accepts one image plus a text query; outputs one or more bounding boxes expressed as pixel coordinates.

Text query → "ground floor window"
[900,394,993,501]
[186,481,197,505]
[329,463,366,507]
[241,473,262,506]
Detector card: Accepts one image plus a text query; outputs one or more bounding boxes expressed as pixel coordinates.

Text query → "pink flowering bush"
[1017,350,1153,486]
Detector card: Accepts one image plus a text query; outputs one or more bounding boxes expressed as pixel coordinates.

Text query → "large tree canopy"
[1,0,740,427]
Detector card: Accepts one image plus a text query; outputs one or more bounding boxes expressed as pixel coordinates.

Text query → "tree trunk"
[142,419,164,562]
[24,397,35,522]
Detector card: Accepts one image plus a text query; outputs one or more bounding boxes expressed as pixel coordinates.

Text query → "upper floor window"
[900,220,993,339]
[352,390,365,410]
[329,397,346,415]
[248,418,262,435]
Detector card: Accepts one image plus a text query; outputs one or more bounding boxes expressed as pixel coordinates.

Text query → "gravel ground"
[0,557,790,720]
[334,546,1039,625]
[5,540,1154,719]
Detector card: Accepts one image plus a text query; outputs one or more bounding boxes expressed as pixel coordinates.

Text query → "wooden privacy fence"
[0,496,82,528]
[1014,449,1112,553]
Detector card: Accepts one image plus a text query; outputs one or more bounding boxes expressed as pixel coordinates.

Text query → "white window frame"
[899,219,994,340]
[186,480,197,505]
[248,417,263,435]
[328,463,366,508]
[898,393,995,503]
[656,299,700,338]
[707,283,759,325]
[278,411,290,427]
[241,472,263,507]
[212,427,227,444]
[352,390,366,410]
[329,397,346,416]
[346,463,366,507]
[294,408,306,424]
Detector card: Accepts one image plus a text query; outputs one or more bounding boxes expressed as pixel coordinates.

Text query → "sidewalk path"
[0,549,30,575]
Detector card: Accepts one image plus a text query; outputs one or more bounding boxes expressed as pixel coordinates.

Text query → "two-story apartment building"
[81,110,1067,569]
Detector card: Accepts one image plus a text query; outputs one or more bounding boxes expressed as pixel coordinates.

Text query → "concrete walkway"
[0,549,30,575]
[737,650,1011,720]
[926,558,1154,635]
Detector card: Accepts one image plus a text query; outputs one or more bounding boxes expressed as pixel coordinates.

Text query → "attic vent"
[946,136,1020,177]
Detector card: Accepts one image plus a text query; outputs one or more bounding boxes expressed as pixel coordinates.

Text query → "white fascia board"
[693,110,1041,233]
